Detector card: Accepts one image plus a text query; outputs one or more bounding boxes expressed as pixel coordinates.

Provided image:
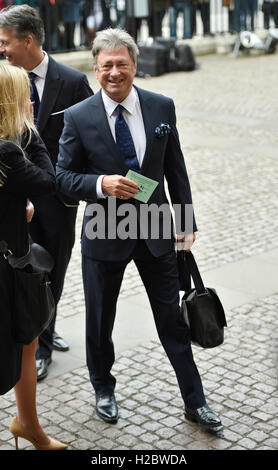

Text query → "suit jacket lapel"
[37,56,63,134]
[135,87,156,174]
[90,91,127,173]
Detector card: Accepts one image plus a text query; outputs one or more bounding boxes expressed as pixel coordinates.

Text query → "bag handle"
[177,250,206,295]
[185,251,207,295]
[177,249,191,291]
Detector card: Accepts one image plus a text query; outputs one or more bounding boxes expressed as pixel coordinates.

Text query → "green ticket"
[126,170,159,203]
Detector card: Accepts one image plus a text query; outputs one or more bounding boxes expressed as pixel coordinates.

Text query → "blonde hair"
[0,63,37,186]
[0,63,36,145]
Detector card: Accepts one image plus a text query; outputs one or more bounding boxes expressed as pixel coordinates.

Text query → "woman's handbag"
[177,250,227,348]
[0,237,55,345]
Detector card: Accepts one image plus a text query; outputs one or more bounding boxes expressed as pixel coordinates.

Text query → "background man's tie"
[28,72,40,123]
[115,105,140,173]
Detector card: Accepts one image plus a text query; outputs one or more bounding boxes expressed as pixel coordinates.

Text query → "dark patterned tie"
[28,72,40,123]
[115,105,140,173]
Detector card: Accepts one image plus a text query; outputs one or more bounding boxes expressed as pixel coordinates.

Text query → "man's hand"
[176,233,196,252]
[26,199,34,223]
[102,175,139,200]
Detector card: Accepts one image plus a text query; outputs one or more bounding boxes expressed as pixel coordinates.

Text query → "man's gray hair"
[92,28,139,66]
[0,4,45,46]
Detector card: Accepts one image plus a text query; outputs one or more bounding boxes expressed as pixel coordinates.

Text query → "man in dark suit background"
[0,4,93,380]
[56,28,222,433]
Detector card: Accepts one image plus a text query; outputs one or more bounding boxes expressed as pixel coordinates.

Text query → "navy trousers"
[30,194,77,359]
[82,240,206,409]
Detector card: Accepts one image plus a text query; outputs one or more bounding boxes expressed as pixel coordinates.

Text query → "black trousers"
[82,241,206,409]
[30,194,77,359]
[199,3,210,35]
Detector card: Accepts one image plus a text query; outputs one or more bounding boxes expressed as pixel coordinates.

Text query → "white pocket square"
[50,110,65,116]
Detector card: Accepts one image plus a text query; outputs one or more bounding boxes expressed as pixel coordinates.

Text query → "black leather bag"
[0,237,55,345]
[177,250,227,348]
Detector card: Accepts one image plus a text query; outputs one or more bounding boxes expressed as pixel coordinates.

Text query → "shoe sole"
[184,412,223,433]
[96,409,118,424]
[52,345,69,352]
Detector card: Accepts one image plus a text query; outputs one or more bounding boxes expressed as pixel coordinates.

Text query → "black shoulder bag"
[177,250,227,348]
[0,237,55,345]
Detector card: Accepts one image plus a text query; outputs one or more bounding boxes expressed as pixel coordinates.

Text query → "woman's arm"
[0,133,56,196]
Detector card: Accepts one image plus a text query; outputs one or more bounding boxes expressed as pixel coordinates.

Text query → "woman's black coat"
[0,132,55,395]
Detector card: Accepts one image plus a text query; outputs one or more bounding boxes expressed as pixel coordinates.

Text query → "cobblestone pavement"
[1,50,278,452]
[1,293,278,451]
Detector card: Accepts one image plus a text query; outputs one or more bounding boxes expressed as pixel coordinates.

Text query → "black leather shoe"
[36,357,52,381]
[53,332,69,352]
[185,405,222,432]
[96,394,118,423]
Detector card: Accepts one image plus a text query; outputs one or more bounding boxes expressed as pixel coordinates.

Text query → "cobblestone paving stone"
[1,50,278,451]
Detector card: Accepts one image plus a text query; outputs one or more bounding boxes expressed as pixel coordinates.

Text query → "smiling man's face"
[94,46,136,103]
[0,27,29,67]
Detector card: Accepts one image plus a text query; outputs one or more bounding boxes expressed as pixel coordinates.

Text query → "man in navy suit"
[0,4,93,380]
[56,28,222,432]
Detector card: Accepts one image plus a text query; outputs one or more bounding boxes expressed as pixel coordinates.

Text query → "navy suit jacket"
[26,55,93,209]
[36,55,93,168]
[56,86,197,261]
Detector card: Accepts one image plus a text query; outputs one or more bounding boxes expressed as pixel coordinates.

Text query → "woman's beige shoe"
[9,416,68,450]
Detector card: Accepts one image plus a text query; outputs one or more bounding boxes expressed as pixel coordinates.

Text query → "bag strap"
[177,250,191,291]
[177,250,206,295]
[185,251,207,295]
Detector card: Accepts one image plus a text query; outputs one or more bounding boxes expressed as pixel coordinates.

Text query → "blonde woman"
[0,63,67,450]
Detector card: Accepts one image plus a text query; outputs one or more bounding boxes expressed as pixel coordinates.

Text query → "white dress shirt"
[27,52,49,100]
[97,86,147,198]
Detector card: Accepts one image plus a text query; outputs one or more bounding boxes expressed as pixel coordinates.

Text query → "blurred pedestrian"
[150,0,169,38]
[223,0,236,33]
[0,3,93,381]
[262,0,278,28]
[78,0,88,46]
[240,0,257,31]
[126,0,150,42]
[37,1,59,52]
[0,62,67,450]
[84,1,112,46]
[101,0,112,29]
[274,0,278,25]
[197,0,211,36]
[226,0,241,33]
[115,0,126,29]
[86,0,101,45]
[169,0,195,39]
[85,0,103,45]
[63,0,79,50]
